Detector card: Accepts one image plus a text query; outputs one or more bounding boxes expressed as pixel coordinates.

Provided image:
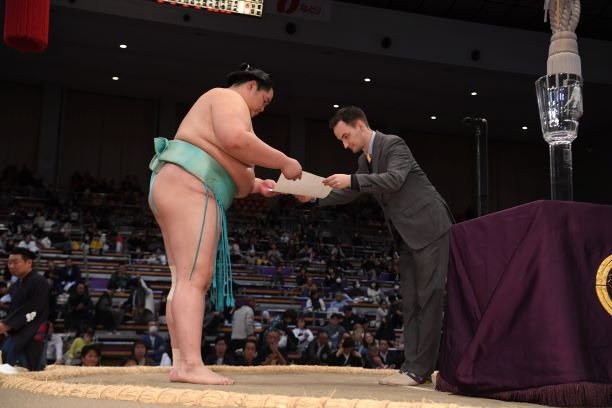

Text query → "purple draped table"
[436,200,612,407]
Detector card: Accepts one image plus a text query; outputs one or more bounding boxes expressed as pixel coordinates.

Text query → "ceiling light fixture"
[363,78,371,83]
[522,126,528,130]
[112,76,119,81]
[333,104,339,108]
[430,116,437,120]
[119,44,127,49]
[470,91,478,96]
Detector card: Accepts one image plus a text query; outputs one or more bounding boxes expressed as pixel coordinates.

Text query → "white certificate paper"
[272,171,332,198]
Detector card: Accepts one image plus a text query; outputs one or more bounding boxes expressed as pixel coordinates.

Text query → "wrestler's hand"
[257,179,279,198]
[323,174,350,190]
[281,158,302,180]
[0,321,9,335]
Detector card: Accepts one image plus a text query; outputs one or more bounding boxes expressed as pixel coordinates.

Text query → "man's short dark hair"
[81,344,101,360]
[9,247,35,261]
[329,106,369,129]
[215,335,228,345]
[227,63,274,90]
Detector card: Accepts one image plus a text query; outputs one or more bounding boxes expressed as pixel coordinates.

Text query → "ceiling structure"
[1,0,610,147]
[339,0,612,42]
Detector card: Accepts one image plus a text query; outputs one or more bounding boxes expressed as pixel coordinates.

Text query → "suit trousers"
[398,231,449,378]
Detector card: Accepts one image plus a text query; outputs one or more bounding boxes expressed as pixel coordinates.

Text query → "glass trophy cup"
[535,73,583,201]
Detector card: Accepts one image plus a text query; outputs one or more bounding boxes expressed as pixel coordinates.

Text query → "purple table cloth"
[436,200,612,406]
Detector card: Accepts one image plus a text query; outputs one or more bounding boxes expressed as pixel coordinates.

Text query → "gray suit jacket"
[319,131,453,250]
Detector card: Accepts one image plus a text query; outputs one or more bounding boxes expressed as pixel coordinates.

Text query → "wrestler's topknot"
[227,63,274,90]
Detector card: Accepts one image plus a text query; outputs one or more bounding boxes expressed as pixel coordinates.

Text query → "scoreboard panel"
[156,0,264,17]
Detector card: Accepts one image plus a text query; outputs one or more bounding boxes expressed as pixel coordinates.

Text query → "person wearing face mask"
[141,320,168,365]
[347,280,365,299]
[148,63,302,385]
[367,281,385,304]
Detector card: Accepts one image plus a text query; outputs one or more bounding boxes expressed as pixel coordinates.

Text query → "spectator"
[204,336,234,366]
[256,330,288,366]
[327,291,351,317]
[269,264,285,290]
[44,321,64,365]
[323,313,346,351]
[292,317,315,355]
[329,337,363,367]
[302,330,331,365]
[0,248,49,371]
[107,264,132,291]
[304,288,326,313]
[233,339,259,366]
[17,233,39,254]
[266,308,298,352]
[377,338,400,368]
[89,233,104,255]
[0,281,10,319]
[359,331,377,359]
[59,258,81,292]
[122,356,138,367]
[375,300,389,329]
[230,297,256,352]
[80,344,101,367]
[295,265,308,288]
[347,280,366,298]
[125,276,155,324]
[65,282,94,330]
[266,243,283,264]
[65,328,94,365]
[367,281,385,304]
[229,238,243,263]
[301,276,317,297]
[341,305,365,332]
[141,320,167,364]
[132,339,156,366]
[94,285,124,332]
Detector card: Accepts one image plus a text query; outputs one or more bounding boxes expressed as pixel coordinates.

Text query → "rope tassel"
[188,184,234,310]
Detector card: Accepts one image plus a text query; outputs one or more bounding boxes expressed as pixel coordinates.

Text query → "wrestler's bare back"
[173,88,256,198]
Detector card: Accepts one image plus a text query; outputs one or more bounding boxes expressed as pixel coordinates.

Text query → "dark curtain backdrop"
[0,82,42,172]
[59,91,156,190]
[0,83,578,214]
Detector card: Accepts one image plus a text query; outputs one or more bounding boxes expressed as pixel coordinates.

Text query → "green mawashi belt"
[149,137,236,308]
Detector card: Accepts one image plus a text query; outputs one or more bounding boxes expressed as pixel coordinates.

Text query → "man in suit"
[141,320,168,364]
[0,248,50,371]
[300,106,453,386]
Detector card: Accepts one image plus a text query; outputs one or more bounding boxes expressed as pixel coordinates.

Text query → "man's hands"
[323,174,350,190]
[0,321,10,335]
[293,173,350,203]
[281,158,302,181]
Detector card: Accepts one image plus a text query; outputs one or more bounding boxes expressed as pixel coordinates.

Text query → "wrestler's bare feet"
[169,364,234,385]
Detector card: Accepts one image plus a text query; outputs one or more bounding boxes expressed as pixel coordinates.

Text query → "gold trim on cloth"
[596,255,612,316]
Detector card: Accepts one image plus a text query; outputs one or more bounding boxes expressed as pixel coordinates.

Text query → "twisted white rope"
[544,0,581,33]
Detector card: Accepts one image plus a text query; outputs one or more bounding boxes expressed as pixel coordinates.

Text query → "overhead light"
[119,44,127,49]
[112,76,119,81]
[430,116,437,120]
[333,104,339,108]
[522,126,528,130]
[470,91,478,96]
[363,78,371,83]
